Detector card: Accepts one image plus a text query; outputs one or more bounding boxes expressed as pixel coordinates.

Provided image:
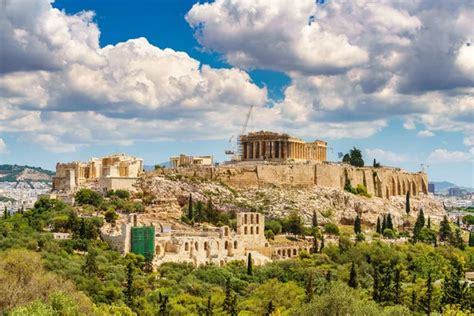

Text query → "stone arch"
[204,242,208,251]
[256,226,259,235]
[287,249,291,257]
[234,240,238,249]
[250,226,254,234]
[293,249,297,256]
[244,226,248,235]
[195,242,199,251]
[224,226,229,236]
[256,214,260,224]
[277,249,281,255]
[184,242,189,251]
[155,244,162,256]
[250,214,254,224]
[224,241,228,250]
[244,214,248,224]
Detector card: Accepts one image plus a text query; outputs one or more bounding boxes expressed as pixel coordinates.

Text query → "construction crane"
[225,105,254,161]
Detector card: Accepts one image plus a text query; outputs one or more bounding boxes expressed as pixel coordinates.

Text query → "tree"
[158,293,168,316]
[372,264,381,302]
[104,209,118,224]
[320,234,325,252]
[386,213,393,230]
[286,211,304,236]
[342,147,365,167]
[324,222,340,236]
[3,206,8,219]
[373,158,380,168]
[382,215,387,232]
[75,188,103,207]
[264,300,275,316]
[205,295,213,316]
[223,278,233,313]
[144,252,153,273]
[312,233,319,254]
[353,215,361,235]
[427,216,431,228]
[405,191,411,215]
[348,262,357,289]
[312,210,318,228]
[413,208,425,240]
[451,228,465,250]
[125,262,134,307]
[247,253,253,276]
[376,217,382,234]
[439,215,451,242]
[83,248,99,277]
[419,271,433,315]
[469,231,474,247]
[442,262,465,307]
[394,267,402,304]
[305,275,314,302]
[187,194,193,221]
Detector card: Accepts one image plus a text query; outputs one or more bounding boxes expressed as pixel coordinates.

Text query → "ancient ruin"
[53,153,144,193]
[239,131,327,162]
[169,154,213,168]
[101,212,311,267]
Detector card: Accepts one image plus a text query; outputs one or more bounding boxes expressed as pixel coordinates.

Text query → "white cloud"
[0,139,7,154]
[365,148,409,164]
[427,148,474,164]
[417,130,434,138]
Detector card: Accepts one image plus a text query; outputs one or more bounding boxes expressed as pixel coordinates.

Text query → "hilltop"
[0,164,54,182]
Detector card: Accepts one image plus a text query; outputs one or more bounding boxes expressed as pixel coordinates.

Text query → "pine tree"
[84,248,99,277]
[354,215,362,234]
[469,231,474,247]
[376,217,382,234]
[386,213,393,230]
[442,262,463,306]
[348,261,357,288]
[247,253,253,276]
[439,215,452,242]
[264,300,275,316]
[405,191,410,215]
[187,194,194,221]
[451,228,465,250]
[312,210,318,228]
[382,215,387,232]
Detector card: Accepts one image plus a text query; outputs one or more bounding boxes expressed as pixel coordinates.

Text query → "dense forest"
[0,192,473,315]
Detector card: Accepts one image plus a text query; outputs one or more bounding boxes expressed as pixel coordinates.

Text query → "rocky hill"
[0,165,54,182]
[136,171,446,228]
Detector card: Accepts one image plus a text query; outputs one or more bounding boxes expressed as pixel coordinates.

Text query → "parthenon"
[239,131,327,162]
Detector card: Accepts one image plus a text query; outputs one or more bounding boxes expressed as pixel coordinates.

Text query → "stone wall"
[161,162,428,198]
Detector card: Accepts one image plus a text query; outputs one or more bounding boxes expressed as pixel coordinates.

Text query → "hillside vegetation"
[0,164,54,182]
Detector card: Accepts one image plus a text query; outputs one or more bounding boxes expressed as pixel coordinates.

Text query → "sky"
[0,0,473,187]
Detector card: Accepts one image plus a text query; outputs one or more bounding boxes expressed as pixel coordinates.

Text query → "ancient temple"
[239,131,327,162]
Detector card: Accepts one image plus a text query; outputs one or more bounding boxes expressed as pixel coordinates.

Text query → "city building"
[53,153,144,194]
[428,183,435,194]
[170,154,213,168]
[239,131,327,162]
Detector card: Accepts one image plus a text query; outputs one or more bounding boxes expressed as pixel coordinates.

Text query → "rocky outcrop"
[136,172,445,228]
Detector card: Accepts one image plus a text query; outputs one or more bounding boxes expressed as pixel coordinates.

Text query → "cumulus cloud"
[187,0,474,142]
[417,130,434,138]
[365,148,409,164]
[427,148,474,164]
[0,139,7,154]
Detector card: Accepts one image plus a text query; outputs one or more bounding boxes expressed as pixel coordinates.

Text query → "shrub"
[354,184,371,197]
[324,223,340,236]
[382,228,396,239]
[355,233,365,242]
[75,189,103,207]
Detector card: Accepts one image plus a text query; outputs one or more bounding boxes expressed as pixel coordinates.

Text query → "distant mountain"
[430,181,473,193]
[0,165,54,182]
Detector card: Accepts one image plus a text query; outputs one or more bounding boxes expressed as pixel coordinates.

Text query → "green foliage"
[405,191,410,215]
[342,147,365,167]
[462,214,474,225]
[107,189,130,200]
[382,228,396,239]
[285,210,304,236]
[104,208,119,224]
[354,215,362,234]
[469,231,474,247]
[324,223,340,236]
[75,189,103,207]
[265,219,282,235]
[439,215,452,242]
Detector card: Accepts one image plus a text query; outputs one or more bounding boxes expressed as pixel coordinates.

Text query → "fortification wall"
[162,163,428,198]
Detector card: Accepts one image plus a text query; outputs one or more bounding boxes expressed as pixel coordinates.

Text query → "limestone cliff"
[136,171,445,228]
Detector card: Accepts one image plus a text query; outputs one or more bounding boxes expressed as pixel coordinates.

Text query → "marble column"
[282,141,287,159]
[266,141,271,159]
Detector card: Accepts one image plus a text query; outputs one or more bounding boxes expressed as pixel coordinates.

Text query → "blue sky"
[0,0,473,187]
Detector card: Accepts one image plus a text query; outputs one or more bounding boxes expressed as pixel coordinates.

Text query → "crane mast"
[225,105,254,161]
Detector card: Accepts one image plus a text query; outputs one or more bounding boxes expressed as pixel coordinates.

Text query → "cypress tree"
[410,275,417,311]
[264,300,275,316]
[125,262,134,307]
[413,208,425,240]
[469,231,474,247]
[382,214,387,232]
[3,206,8,219]
[376,217,382,234]
[442,262,463,306]
[230,295,237,316]
[247,253,253,276]
[405,191,410,215]
[372,264,380,302]
[205,295,213,316]
[427,216,431,228]
[439,215,451,242]
[419,272,433,315]
[394,267,402,304]
[386,213,393,230]
[84,248,99,277]
[320,234,325,252]
[305,274,314,302]
[312,233,319,254]
[348,261,357,288]
[354,215,362,234]
[187,194,194,221]
[312,210,318,228]
[223,278,232,313]
[452,228,465,250]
